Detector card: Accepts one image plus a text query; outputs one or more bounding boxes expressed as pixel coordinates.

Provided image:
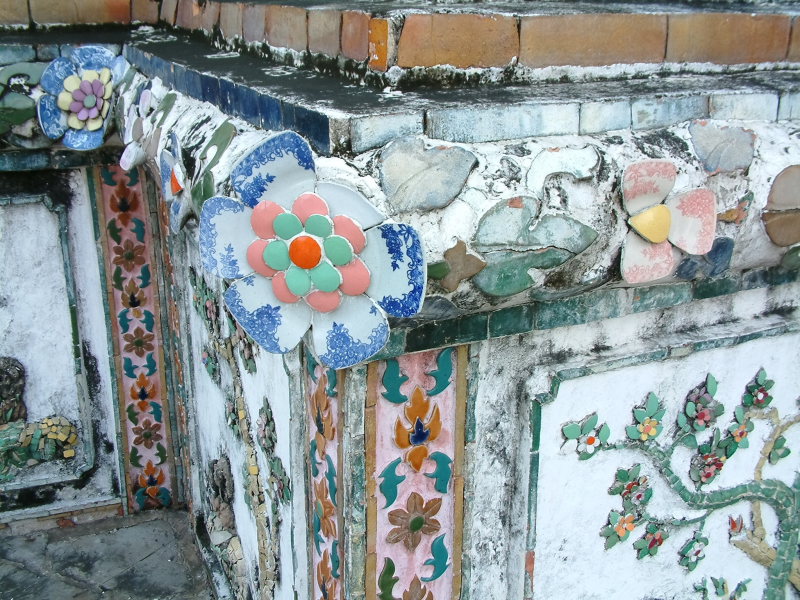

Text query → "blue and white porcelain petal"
[111,55,130,87]
[169,195,192,234]
[199,195,256,279]
[37,95,68,140]
[311,295,389,369]
[159,149,176,201]
[63,127,105,151]
[315,181,385,230]
[224,275,312,354]
[230,131,315,209]
[40,57,77,95]
[360,223,426,318]
[71,45,116,71]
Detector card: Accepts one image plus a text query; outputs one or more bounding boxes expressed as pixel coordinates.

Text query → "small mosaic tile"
[433,240,486,293]
[763,165,800,246]
[689,121,755,174]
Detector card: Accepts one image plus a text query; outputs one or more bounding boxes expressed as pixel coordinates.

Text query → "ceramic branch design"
[559,368,800,600]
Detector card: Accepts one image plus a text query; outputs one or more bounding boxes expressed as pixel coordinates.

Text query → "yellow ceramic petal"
[57,91,73,111]
[63,75,82,92]
[101,102,110,118]
[82,69,99,82]
[628,204,671,243]
[67,114,84,130]
[103,82,113,99]
[99,68,111,84]
[86,116,104,131]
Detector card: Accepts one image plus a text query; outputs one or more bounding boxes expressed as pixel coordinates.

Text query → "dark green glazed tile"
[427,261,451,280]
[488,304,536,338]
[632,283,693,313]
[530,401,542,453]
[693,275,740,299]
[535,295,586,329]
[404,313,488,353]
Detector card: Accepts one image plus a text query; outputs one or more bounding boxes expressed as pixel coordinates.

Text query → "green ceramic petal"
[310,260,342,292]
[285,265,311,296]
[274,213,303,240]
[263,240,290,271]
[305,214,332,238]
[323,235,353,266]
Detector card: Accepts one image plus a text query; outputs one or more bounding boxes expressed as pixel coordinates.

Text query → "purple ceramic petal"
[91,79,104,96]
[70,101,83,114]
[95,97,104,110]
[80,80,93,95]
[88,106,99,119]
[72,89,86,101]
[78,107,90,121]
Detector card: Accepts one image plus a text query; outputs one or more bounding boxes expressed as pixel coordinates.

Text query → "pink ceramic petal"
[69,101,83,113]
[623,160,677,215]
[251,201,284,239]
[272,271,300,304]
[77,107,90,121]
[666,189,717,255]
[246,239,277,277]
[338,258,371,296]
[333,215,366,254]
[621,232,676,284]
[72,89,86,101]
[79,80,93,95]
[306,290,341,313]
[292,192,329,224]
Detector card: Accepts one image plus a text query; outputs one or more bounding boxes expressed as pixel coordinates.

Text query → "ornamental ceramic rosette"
[620,160,717,284]
[199,131,425,369]
[37,46,129,151]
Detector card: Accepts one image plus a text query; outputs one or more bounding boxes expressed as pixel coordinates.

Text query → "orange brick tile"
[199,1,220,33]
[398,13,519,68]
[176,0,199,29]
[787,16,800,61]
[368,18,393,71]
[131,0,159,24]
[520,13,667,67]
[160,0,178,25]
[242,4,267,43]
[219,2,243,39]
[666,13,791,64]
[0,1,30,24]
[341,10,370,61]
[265,5,307,51]
[31,0,129,24]
[308,8,341,56]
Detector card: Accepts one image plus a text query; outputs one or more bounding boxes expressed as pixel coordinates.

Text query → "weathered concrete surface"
[0,511,213,599]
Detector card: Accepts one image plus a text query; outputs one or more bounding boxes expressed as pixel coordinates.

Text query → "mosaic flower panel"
[306,357,343,600]
[368,347,466,600]
[95,166,174,510]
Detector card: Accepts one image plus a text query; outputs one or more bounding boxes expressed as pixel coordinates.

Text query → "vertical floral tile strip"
[95,166,174,510]
[37,46,129,151]
[369,348,465,600]
[198,131,426,369]
[306,358,342,600]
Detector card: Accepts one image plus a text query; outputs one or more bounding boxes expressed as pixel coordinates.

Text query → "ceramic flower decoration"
[621,160,717,284]
[159,132,190,232]
[37,46,128,151]
[120,80,162,170]
[199,131,425,369]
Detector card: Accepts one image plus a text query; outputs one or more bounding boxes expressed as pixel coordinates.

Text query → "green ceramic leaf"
[734,406,744,423]
[156,442,167,465]
[633,408,647,423]
[331,540,340,578]
[683,435,698,449]
[199,120,236,173]
[421,534,450,582]
[0,62,46,86]
[562,423,582,440]
[472,248,574,297]
[131,217,146,243]
[127,403,139,426]
[377,558,399,600]
[426,347,453,396]
[598,423,610,443]
[139,264,152,288]
[306,353,319,382]
[645,393,659,416]
[706,373,717,396]
[378,457,405,508]
[424,452,453,494]
[582,413,598,435]
[309,440,319,477]
[325,454,338,506]
[118,308,131,334]
[604,535,618,549]
[123,357,137,379]
[144,353,157,376]
[629,464,641,479]
[626,425,641,440]
[129,446,142,467]
[381,359,408,404]
[142,310,155,332]
[756,368,766,385]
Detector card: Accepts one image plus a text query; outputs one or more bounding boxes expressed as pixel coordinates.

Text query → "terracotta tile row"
[3,2,800,71]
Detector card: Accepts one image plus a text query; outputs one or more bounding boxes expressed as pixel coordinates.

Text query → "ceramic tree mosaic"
[93,165,175,510]
[367,348,466,600]
[198,131,426,369]
[305,358,343,600]
[37,46,129,151]
[535,337,800,600]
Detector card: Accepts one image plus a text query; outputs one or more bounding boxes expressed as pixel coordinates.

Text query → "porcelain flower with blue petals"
[199,131,426,369]
[37,46,129,151]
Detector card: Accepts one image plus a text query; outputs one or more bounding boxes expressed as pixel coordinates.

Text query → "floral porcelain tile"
[38,46,129,151]
[368,348,465,600]
[621,160,717,284]
[199,131,425,369]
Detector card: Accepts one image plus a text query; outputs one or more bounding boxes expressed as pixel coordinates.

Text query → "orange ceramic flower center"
[289,235,322,269]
